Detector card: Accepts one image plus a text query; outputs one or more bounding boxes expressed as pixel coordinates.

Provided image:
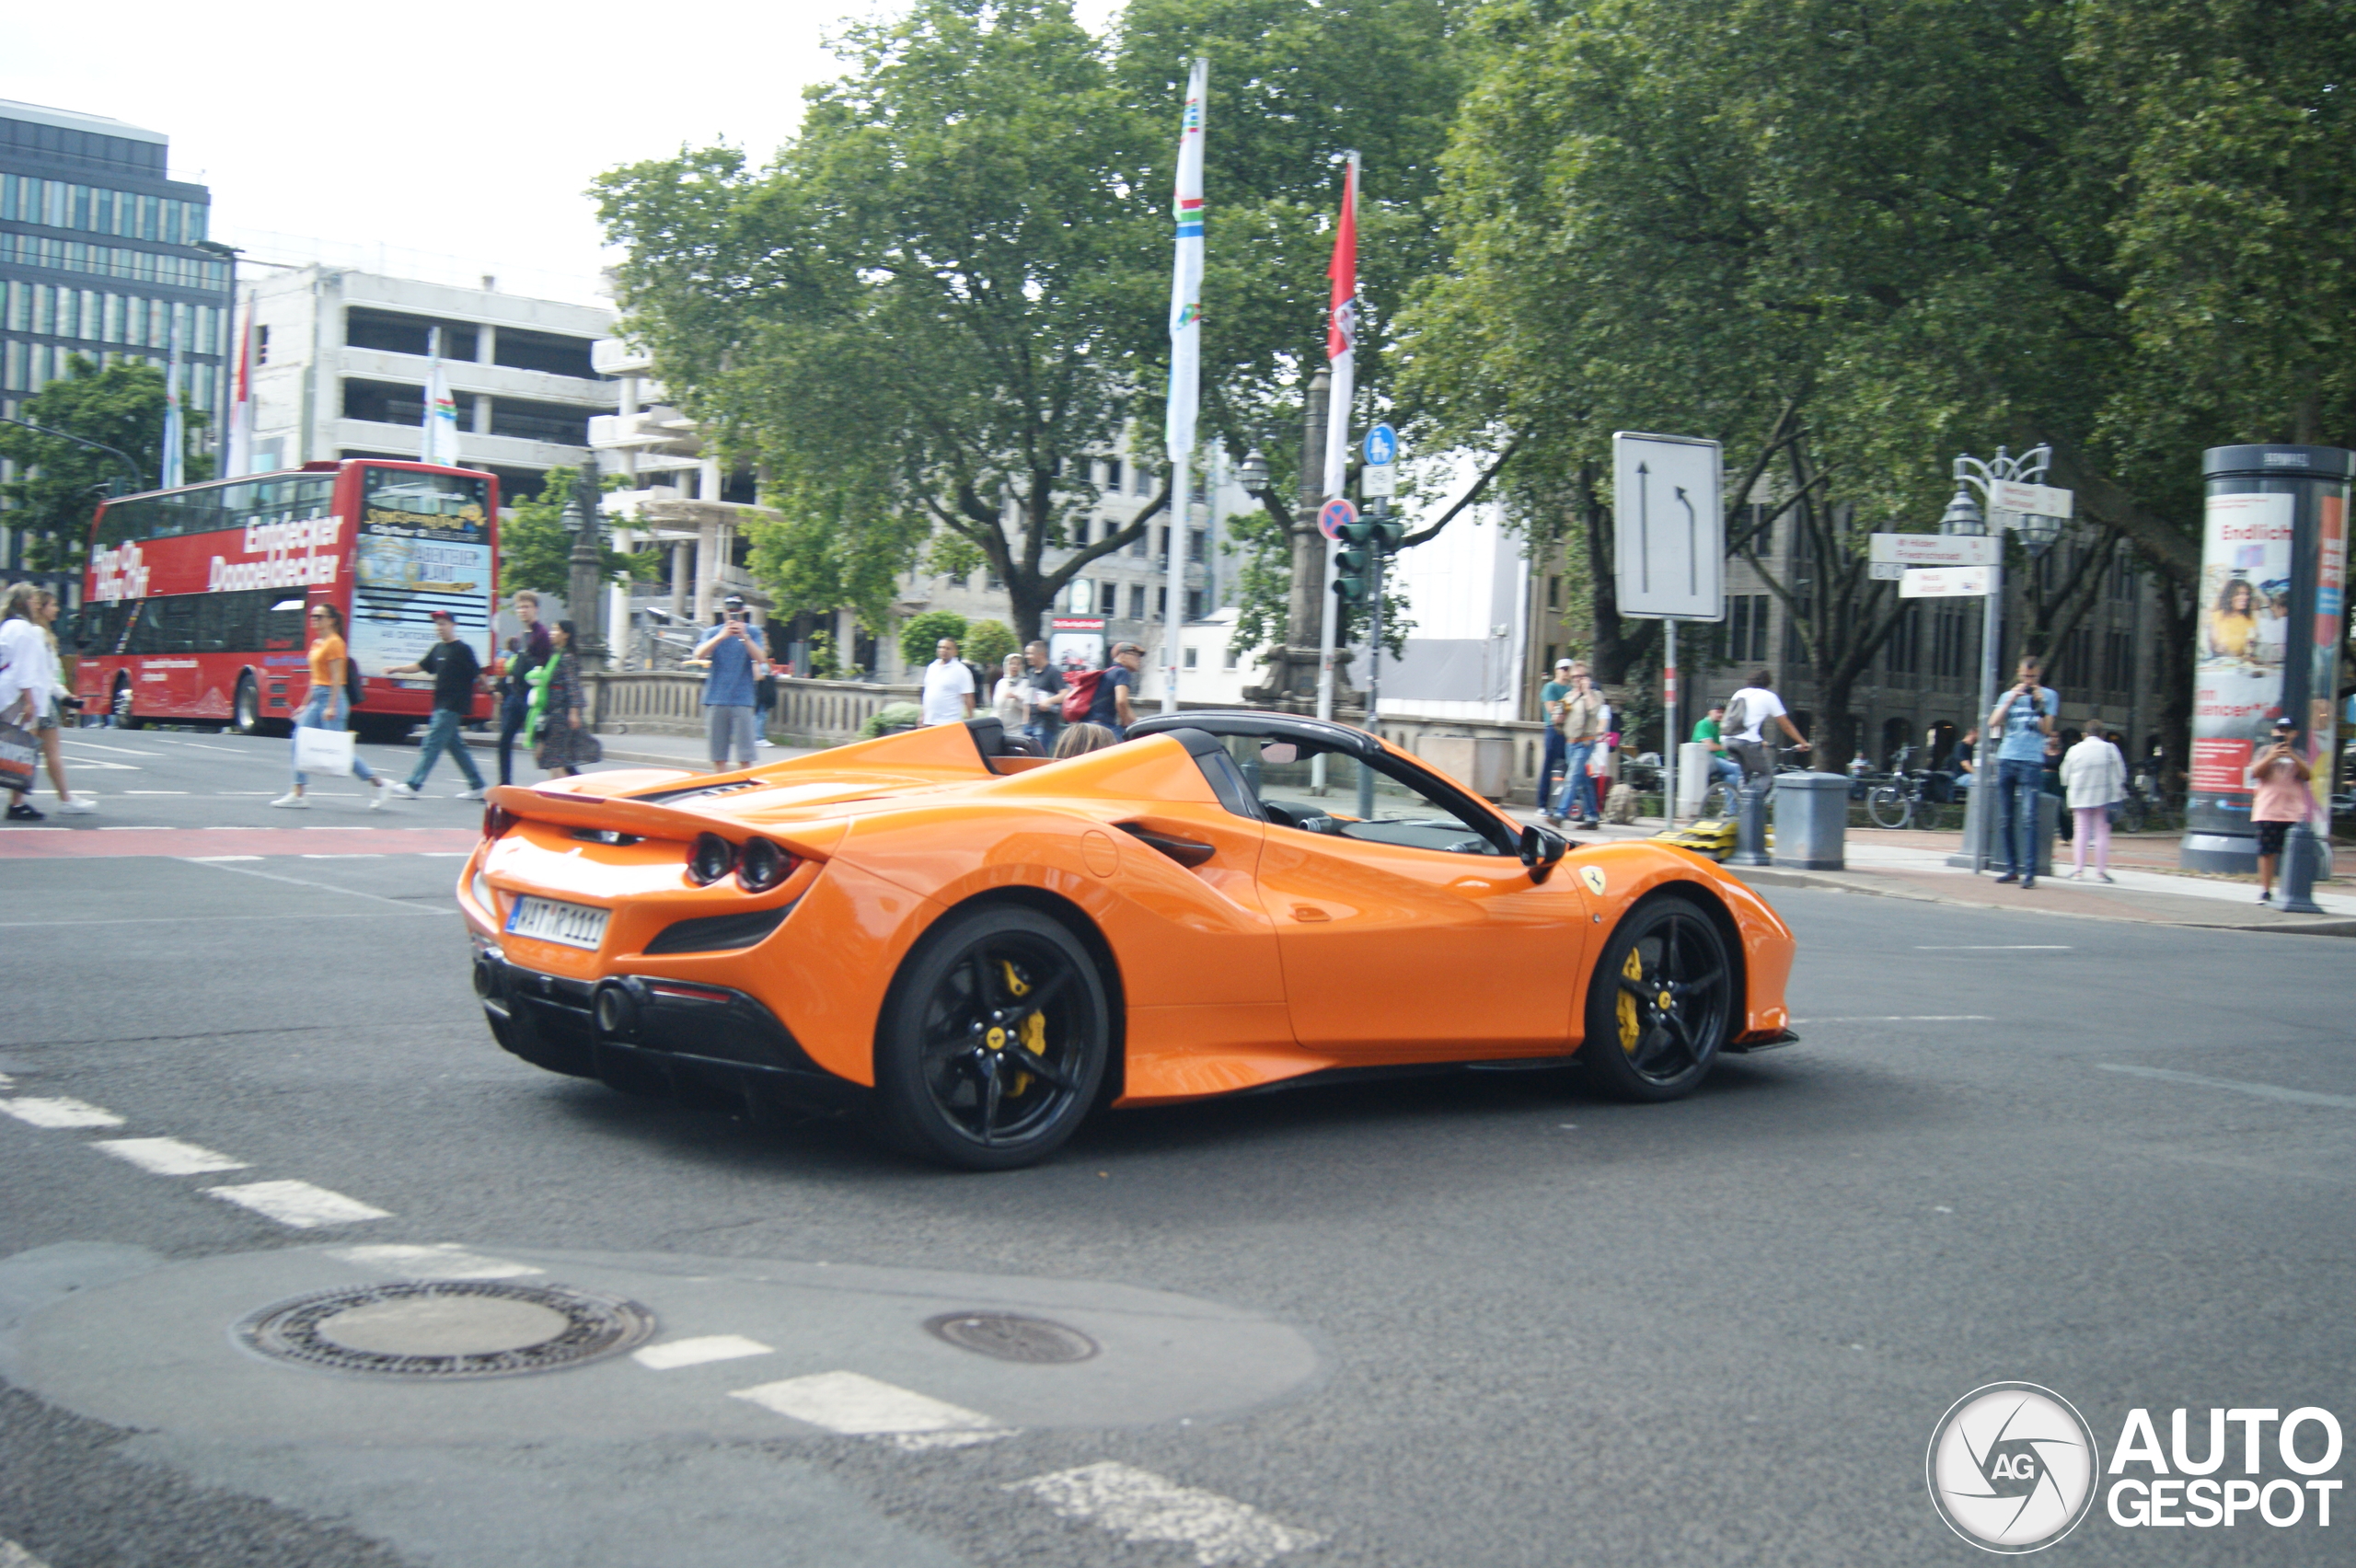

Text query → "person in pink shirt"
[2246,715,2314,906]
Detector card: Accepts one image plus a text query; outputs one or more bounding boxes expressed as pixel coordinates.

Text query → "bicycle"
[1865,770,1958,831]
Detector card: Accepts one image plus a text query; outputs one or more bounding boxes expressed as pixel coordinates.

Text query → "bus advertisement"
[75,459,500,733]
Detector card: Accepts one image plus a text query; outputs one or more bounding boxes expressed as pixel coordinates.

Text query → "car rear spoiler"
[483,784,848,860]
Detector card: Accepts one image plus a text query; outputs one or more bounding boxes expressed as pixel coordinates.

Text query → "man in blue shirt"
[1988,656,2058,887]
[1090,642,1142,738]
[694,595,768,772]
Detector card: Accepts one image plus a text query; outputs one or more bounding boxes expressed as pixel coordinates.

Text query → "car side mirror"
[1519,824,1568,883]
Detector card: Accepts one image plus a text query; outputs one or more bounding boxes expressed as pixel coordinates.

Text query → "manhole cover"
[924,1311,1098,1365]
[235,1282,655,1380]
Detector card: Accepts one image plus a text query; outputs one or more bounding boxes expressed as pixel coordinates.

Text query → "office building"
[0,98,232,569]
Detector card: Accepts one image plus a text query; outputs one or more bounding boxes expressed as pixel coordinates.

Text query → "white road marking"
[54,739,165,755]
[206,1180,390,1228]
[730,1370,1012,1447]
[175,741,260,754]
[1789,1015,1994,1023]
[1912,944,2073,951]
[0,1097,126,1129]
[187,859,438,908]
[633,1333,775,1370]
[2098,1063,2356,1111]
[1,1535,56,1566]
[122,790,189,795]
[95,825,172,831]
[327,1242,542,1279]
[186,855,264,863]
[90,1136,249,1175]
[54,755,138,770]
[1009,1462,1326,1567]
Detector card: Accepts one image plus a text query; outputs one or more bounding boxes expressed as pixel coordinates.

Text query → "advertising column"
[2182,445,2353,873]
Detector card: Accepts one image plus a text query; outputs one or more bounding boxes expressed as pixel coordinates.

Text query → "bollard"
[1730,780,1773,867]
[2280,822,2327,914]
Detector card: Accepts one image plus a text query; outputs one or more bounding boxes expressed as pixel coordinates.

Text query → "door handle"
[1290,905,1331,922]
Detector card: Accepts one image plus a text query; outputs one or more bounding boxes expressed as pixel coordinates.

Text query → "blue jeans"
[1539,727,1566,810]
[1707,753,1741,790]
[1554,741,1599,820]
[292,688,377,788]
[407,706,485,791]
[1026,720,1061,755]
[497,688,531,786]
[1997,757,2043,877]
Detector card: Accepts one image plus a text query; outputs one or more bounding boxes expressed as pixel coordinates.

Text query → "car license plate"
[505,895,609,950]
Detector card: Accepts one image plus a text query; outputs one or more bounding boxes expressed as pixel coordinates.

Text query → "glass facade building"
[1,98,233,563]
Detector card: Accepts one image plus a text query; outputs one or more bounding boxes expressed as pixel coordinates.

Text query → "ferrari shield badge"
[1578,865,1607,896]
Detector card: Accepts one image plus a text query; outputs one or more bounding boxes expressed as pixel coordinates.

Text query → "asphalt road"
[2,731,2350,1567]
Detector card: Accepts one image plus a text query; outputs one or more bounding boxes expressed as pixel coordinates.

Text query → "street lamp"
[1939,489,1985,536]
[1236,448,1270,501]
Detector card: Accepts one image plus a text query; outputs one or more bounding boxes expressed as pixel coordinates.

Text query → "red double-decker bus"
[75,459,500,735]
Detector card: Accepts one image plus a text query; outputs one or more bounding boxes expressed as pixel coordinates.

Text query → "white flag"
[1164,58,1207,466]
[422,351,461,466]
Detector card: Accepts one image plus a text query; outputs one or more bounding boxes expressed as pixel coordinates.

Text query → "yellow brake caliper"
[1617,946,1646,1054]
[1002,962,1042,1094]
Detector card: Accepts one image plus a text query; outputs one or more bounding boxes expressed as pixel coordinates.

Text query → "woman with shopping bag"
[271,604,387,810]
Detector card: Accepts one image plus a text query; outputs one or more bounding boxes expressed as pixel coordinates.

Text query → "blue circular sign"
[1364,424,1398,466]
[1317,498,1357,541]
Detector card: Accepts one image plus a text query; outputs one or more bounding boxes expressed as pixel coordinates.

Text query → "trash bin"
[1773,771,1849,870]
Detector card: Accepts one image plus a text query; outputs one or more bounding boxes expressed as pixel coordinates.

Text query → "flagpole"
[1162,58,1207,715]
[422,326,442,465]
[1315,151,1358,729]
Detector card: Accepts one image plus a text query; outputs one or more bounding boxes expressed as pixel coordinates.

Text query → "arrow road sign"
[1364,423,1397,466]
[1318,497,1357,542]
[1611,432,1723,620]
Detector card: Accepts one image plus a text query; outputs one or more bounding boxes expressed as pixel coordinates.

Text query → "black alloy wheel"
[873,905,1109,1170]
[232,674,262,735]
[1580,895,1734,1101]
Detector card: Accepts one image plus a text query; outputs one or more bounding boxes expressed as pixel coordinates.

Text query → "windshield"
[350,467,493,678]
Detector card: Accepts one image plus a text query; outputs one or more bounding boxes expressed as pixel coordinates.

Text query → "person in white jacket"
[2060,721,2126,881]
[1,583,95,819]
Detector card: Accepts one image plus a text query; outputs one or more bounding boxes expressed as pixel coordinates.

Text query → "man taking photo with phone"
[694,594,768,772]
[1987,656,2059,887]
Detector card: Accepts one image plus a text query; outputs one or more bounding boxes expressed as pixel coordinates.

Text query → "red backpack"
[1060,668,1105,723]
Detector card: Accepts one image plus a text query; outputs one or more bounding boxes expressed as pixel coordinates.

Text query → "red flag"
[1326,157,1357,363]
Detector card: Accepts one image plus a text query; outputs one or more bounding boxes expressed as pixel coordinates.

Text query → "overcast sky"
[0,1,948,305]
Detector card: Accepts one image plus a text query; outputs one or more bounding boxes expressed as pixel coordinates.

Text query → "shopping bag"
[294,724,356,778]
[0,718,35,794]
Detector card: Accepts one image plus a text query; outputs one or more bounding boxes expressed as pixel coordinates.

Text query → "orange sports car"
[458,711,1796,1169]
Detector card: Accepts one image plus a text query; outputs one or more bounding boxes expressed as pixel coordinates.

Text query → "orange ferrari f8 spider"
[458,711,1796,1169]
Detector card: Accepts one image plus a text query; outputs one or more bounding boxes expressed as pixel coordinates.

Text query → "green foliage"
[498,467,645,596]
[857,701,926,740]
[898,609,970,668]
[1220,507,1290,660]
[962,618,1018,668]
[0,355,209,569]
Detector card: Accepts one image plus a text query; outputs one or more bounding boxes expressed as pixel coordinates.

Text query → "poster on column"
[2187,491,2293,832]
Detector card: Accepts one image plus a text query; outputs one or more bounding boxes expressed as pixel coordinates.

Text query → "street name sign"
[1870,533,2001,567]
[1992,479,2074,518]
[1900,565,1994,599]
[1611,431,1723,620]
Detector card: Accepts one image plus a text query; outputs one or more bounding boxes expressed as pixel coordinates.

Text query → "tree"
[963,618,1019,668]
[898,610,971,670]
[497,467,651,597]
[0,356,206,569]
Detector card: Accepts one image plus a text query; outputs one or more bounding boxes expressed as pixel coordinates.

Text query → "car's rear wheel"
[873,904,1108,1170]
[1580,895,1732,1101]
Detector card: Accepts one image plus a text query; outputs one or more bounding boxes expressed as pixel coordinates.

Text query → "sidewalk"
[1503,804,2356,937]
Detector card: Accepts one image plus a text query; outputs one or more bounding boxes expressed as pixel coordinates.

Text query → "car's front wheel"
[873,904,1109,1170]
[1579,895,1733,1101]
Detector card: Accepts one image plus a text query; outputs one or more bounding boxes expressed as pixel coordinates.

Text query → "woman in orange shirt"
[271,604,387,809]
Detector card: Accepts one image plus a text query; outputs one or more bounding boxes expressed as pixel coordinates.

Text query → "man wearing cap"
[1538,657,1575,818]
[1091,643,1143,739]
[695,595,768,771]
[2247,716,2314,906]
[384,610,487,799]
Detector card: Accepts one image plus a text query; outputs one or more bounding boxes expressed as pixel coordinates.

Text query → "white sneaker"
[454,786,487,800]
[270,792,308,809]
[55,797,98,814]
[756,737,775,748]
[367,779,388,811]
[386,781,421,800]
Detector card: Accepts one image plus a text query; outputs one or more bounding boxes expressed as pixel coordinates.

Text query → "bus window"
[262,597,306,651]
[363,466,490,528]
[194,593,235,654]
[122,601,160,656]
[157,595,198,654]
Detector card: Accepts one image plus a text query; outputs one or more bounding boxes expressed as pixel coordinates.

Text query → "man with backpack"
[1722,670,1810,784]
[1084,642,1143,739]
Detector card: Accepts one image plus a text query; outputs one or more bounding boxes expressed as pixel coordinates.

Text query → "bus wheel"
[111,678,142,730]
[231,675,262,735]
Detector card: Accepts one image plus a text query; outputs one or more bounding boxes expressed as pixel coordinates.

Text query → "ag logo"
[1577,865,1607,895]
[1927,1382,2100,1553]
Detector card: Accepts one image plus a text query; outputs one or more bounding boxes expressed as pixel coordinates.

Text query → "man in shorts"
[2247,715,2313,906]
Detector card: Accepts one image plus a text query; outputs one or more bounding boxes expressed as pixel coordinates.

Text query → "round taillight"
[737,836,791,893]
[687,832,736,886]
[482,804,516,839]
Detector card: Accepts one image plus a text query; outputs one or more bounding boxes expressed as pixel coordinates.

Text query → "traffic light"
[1334,521,1377,605]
